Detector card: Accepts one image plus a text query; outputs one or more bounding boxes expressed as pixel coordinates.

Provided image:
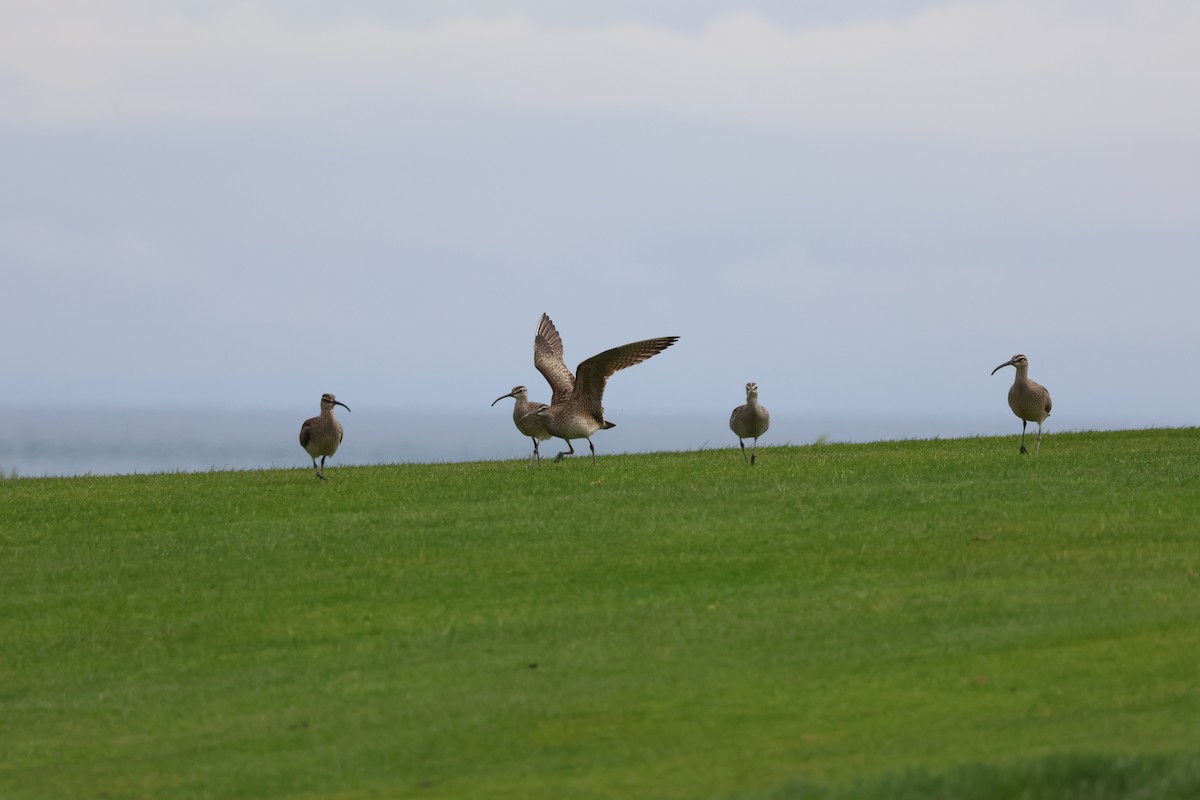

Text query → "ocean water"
[0,405,1125,479]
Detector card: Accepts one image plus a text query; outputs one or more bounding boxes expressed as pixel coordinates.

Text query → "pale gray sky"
[4,1,1198,437]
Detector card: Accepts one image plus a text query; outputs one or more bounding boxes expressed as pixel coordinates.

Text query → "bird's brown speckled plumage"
[492,385,553,463]
[299,393,349,479]
[730,382,770,465]
[991,354,1052,454]
[528,313,678,464]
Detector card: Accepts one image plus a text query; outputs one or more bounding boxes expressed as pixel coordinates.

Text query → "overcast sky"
[4,0,1198,435]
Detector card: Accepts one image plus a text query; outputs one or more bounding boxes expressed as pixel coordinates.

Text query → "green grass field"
[3,428,1198,799]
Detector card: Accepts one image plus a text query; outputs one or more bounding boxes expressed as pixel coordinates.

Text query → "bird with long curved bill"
[299,393,350,479]
[523,313,678,465]
[730,382,770,465]
[991,354,1052,454]
[492,385,554,464]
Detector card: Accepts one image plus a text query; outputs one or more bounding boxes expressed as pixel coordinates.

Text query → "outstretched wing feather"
[533,313,576,405]
[572,336,679,418]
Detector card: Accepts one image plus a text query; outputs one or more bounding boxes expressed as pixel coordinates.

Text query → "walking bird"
[730,382,770,465]
[991,354,1052,454]
[492,385,553,463]
[299,393,350,480]
[524,313,678,464]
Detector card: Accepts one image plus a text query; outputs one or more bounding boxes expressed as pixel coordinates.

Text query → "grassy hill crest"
[3,429,1198,798]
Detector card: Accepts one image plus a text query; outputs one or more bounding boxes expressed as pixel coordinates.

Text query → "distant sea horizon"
[0,405,1189,479]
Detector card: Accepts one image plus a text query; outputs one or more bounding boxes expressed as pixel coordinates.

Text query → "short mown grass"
[2,429,1198,798]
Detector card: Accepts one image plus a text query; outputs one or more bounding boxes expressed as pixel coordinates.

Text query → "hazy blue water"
[0,405,1170,478]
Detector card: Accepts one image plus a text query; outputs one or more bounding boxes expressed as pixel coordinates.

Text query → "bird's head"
[320,393,351,412]
[491,385,528,406]
[991,354,1027,375]
[745,381,759,399]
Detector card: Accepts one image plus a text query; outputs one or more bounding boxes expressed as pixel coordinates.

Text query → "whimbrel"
[525,313,678,464]
[991,354,1052,454]
[299,393,350,480]
[730,382,770,465]
[492,385,553,463]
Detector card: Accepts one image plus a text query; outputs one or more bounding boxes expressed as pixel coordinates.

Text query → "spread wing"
[533,313,575,405]
[572,336,679,419]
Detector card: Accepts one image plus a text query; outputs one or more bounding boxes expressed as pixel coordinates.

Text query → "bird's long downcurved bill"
[333,400,351,412]
[491,392,516,407]
[991,359,1014,375]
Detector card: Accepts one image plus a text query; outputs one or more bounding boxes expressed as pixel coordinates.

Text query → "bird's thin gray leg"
[738,438,749,464]
[312,457,321,479]
[554,440,576,463]
[530,437,541,465]
[1020,420,1029,455]
[751,438,758,466]
[318,455,328,480]
[1036,422,1042,455]
[588,438,596,465]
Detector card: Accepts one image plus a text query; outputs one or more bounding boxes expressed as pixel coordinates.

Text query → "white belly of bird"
[551,414,600,440]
